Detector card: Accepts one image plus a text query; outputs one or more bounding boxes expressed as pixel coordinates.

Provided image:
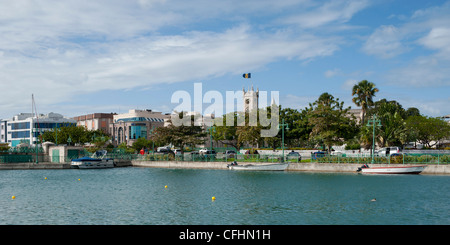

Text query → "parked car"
[204,150,216,155]
[190,151,200,155]
[225,150,236,158]
[199,148,208,154]
[312,151,326,160]
[245,149,259,155]
[286,151,302,161]
[155,147,175,160]
[157,147,174,154]
[377,147,401,156]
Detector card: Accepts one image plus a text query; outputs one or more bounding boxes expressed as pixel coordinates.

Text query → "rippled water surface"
[0,167,448,225]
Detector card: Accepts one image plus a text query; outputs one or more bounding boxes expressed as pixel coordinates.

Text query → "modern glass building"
[1,112,76,147]
[109,109,168,147]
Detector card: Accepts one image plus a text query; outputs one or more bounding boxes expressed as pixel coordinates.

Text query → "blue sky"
[0,0,449,119]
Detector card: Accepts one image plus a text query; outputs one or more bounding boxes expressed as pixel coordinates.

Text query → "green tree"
[352,80,379,124]
[152,113,206,151]
[212,112,244,151]
[131,137,153,152]
[41,126,107,145]
[308,93,358,152]
[406,115,450,148]
[279,107,312,147]
[367,99,406,147]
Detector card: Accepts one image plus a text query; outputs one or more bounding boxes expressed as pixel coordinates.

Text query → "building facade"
[0,120,7,144]
[109,109,169,146]
[1,112,76,147]
[243,85,259,113]
[73,113,116,134]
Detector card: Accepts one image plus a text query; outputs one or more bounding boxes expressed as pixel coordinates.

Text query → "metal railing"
[2,151,447,165]
[131,153,303,163]
[310,153,450,165]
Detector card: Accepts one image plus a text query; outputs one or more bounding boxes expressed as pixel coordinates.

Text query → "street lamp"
[207,126,216,151]
[366,114,382,164]
[149,126,155,153]
[278,119,289,162]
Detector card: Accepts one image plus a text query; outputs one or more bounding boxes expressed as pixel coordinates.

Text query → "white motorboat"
[357,164,426,174]
[227,161,289,171]
[71,150,114,169]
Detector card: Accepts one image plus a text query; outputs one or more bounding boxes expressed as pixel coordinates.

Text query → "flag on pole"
[242,73,251,78]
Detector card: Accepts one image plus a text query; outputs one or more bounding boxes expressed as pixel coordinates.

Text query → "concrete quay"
[0,162,71,170]
[131,161,450,175]
[0,161,448,175]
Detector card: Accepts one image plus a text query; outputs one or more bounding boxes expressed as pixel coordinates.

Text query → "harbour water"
[0,167,448,225]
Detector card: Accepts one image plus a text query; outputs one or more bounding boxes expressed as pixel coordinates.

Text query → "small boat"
[71,150,114,169]
[227,161,289,171]
[357,164,426,174]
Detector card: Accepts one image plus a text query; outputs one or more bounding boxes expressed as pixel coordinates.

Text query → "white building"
[0,120,7,144]
[243,85,259,113]
[1,112,76,147]
[109,109,170,146]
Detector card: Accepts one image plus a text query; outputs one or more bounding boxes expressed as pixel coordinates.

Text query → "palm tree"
[352,80,379,124]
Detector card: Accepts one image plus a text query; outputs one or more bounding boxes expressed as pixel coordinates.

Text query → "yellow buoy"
[11,196,15,200]
[78,178,81,181]
[165,185,168,189]
[212,196,216,201]
[44,177,47,180]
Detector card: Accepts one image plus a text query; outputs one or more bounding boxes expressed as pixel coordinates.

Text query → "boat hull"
[359,165,426,174]
[227,162,289,171]
[71,159,114,169]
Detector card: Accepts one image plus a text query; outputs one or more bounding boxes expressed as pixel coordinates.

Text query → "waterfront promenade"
[1,160,449,175]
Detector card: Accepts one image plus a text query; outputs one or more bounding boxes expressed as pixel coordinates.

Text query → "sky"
[0,0,449,120]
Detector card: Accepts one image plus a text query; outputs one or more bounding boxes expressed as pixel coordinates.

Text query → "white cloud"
[396,96,450,117]
[280,0,370,29]
[363,1,450,90]
[324,68,342,78]
[362,25,406,58]
[0,22,340,117]
[418,27,450,58]
[386,55,450,88]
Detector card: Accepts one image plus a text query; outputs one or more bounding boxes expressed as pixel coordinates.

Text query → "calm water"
[0,167,448,225]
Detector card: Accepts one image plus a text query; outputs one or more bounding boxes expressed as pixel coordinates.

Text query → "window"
[11,131,30,139]
[11,122,30,130]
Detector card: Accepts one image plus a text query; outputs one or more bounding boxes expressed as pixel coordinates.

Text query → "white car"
[199,148,208,154]
[377,147,401,156]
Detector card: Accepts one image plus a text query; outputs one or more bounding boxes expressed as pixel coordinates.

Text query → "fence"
[131,152,303,163]
[311,153,450,165]
[0,154,49,163]
[2,151,449,165]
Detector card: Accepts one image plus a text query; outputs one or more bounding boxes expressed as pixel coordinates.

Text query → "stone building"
[109,109,170,146]
[243,85,259,113]
[73,113,116,134]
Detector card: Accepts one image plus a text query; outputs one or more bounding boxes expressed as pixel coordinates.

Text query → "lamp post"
[207,126,216,151]
[149,126,155,153]
[366,114,382,164]
[278,119,289,162]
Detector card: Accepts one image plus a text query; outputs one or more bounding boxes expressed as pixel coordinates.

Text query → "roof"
[116,117,165,122]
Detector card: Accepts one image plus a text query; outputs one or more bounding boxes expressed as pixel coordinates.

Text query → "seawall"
[1,161,448,175]
[0,162,72,170]
[131,161,450,175]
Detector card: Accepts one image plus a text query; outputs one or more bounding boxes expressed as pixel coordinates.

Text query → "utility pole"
[366,114,382,164]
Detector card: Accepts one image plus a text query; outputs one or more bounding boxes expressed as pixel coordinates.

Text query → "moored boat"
[357,164,426,174]
[71,150,114,169]
[227,161,289,171]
